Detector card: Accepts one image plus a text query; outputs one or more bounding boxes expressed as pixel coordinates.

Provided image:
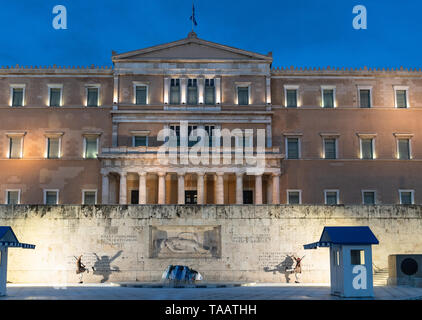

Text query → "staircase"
[373,268,389,286]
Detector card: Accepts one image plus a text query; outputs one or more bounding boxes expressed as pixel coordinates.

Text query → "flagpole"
[191,1,194,32]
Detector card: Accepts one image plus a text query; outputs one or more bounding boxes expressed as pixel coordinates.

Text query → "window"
[399,190,414,205]
[237,86,249,105]
[243,190,253,204]
[188,125,198,147]
[47,137,60,159]
[351,250,365,265]
[287,190,302,204]
[11,87,24,107]
[286,138,300,159]
[204,125,216,147]
[170,79,180,104]
[324,138,337,159]
[362,191,376,205]
[205,79,215,105]
[284,85,299,108]
[321,86,335,108]
[86,87,99,107]
[83,190,97,205]
[397,139,411,160]
[187,79,198,105]
[84,136,98,159]
[185,191,198,205]
[6,190,20,205]
[394,86,409,108]
[133,136,148,147]
[359,88,371,108]
[49,86,62,107]
[361,138,374,159]
[44,190,59,205]
[325,190,339,205]
[135,85,147,105]
[8,136,23,159]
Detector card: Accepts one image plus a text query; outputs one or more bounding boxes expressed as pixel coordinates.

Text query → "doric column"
[178,173,185,205]
[180,78,187,104]
[215,78,221,104]
[101,173,109,204]
[119,172,127,205]
[158,172,166,204]
[139,172,147,205]
[197,173,205,205]
[164,78,170,104]
[272,173,280,204]
[236,172,243,205]
[255,174,263,205]
[198,78,205,104]
[216,172,224,204]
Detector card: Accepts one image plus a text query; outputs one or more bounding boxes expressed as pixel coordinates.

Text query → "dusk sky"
[0,0,420,68]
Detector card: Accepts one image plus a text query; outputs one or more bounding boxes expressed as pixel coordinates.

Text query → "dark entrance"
[243,190,253,204]
[185,191,197,204]
[131,190,139,204]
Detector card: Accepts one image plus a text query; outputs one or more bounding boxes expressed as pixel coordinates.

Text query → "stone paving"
[1,283,422,300]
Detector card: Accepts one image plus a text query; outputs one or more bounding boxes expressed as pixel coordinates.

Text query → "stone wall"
[1,205,421,284]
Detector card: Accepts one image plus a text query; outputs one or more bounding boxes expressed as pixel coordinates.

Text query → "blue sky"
[0,0,420,68]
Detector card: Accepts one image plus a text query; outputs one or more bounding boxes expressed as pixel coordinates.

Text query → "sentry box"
[0,227,35,296]
[304,226,379,298]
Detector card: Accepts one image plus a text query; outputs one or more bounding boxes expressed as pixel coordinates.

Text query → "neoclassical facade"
[1,32,422,205]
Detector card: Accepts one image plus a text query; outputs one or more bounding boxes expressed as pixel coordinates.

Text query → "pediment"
[113,33,272,63]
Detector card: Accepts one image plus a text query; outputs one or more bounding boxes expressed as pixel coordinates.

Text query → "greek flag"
[190,4,198,26]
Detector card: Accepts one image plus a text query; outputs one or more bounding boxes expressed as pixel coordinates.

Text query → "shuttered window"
[324,138,336,159]
[47,138,60,159]
[170,79,180,104]
[83,191,96,205]
[49,88,61,107]
[237,87,249,105]
[398,139,410,160]
[187,79,198,105]
[360,90,371,108]
[363,191,375,205]
[45,191,58,205]
[286,89,297,108]
[400,191,413,204]
[287,138,299,159]
[288,191,301,204]
[134,136,148,147]
[85,137,98,159]
[396,90,407,108]
[87,88,99,107]
[9,137,22,159]
[7,191,19,205]
[325,191,338,205]
[323,89,334,108]
[12,88,24,107]
[135,86,147,105]
[205,79,215,105]
[361,139,374,159]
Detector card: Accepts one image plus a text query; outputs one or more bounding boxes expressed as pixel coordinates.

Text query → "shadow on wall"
[263,255,295,283]
[92,250,123,283]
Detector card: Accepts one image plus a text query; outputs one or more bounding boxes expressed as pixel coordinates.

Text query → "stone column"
[272,173,280,204]
[178,173,185,205]
[119,172,127,205]
[236,173,243,205]
[255,174,263,205]
[158,172,166,205]
[216,172,224,204]
[139,172,147,205]
[198,78,205,104]
[180,78,187,104]
[197,173,205,205]
[101,173,109,205]
[215,78,221,104]
[164,78,170,104]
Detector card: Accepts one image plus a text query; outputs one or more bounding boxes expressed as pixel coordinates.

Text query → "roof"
[304,226,379,250]
[0,227,35,249]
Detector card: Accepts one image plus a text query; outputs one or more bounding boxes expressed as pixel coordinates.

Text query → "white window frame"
[324,189,340,205]
[284,85,300,108]
[82,189,97,205]
[83,135,100,159]
[5,189,21,205]
[235,82,251,105]
[357,85,373,108]
[133,82,149,105]
[44,133,63,159]
[321,85,336,108]
[394,134,413,160]
[48,84,63,107]
[394,86,410,108]
[358,134,377,159]
[7,133,25,159]
[85,84,101,107]
[10,84,26,107]
[399,189,414,205]
[284,135,302,159]
[361,190,377,205]
[322,136,338,159]
[287,189,302,204]
[43,189,59,205]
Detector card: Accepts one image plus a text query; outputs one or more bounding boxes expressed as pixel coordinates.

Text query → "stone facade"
[2,205,422,284]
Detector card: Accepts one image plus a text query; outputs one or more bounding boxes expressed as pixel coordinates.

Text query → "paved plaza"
[1,283,422,300]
